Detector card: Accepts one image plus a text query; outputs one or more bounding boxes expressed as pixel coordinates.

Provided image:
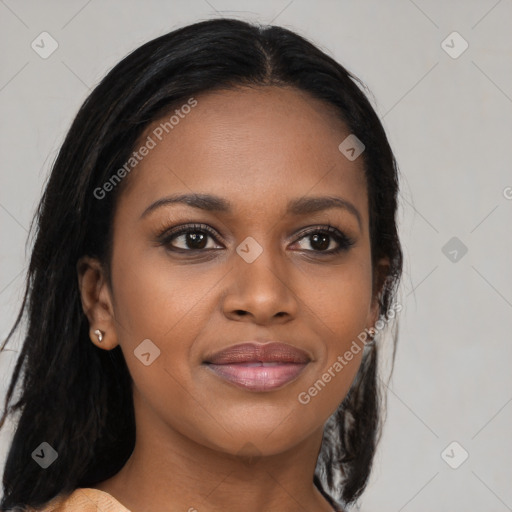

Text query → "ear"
[77,256,119,350]
[367,256,391,328]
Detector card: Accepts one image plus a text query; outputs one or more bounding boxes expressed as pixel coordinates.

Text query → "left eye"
[292,226,355,254]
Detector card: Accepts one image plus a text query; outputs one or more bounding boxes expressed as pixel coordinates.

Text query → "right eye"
[159,223,224,252]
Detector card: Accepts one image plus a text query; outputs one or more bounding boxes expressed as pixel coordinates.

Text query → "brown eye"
[293,226,355,254]
[159,224,223,251]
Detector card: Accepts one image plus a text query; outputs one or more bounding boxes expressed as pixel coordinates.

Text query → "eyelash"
[157,222,355,255]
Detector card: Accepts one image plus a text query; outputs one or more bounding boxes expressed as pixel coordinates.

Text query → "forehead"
[116,86,368,225]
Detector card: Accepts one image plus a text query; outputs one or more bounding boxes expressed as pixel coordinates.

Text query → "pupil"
[312,233,329,251]
[188,232,206,249]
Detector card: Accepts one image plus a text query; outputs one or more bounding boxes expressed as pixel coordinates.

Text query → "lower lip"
[204,362,308,392]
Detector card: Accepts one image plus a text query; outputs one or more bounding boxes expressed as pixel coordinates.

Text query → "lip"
[203,341,311,392]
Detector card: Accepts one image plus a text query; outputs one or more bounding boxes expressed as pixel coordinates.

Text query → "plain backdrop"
[1,1,511,511]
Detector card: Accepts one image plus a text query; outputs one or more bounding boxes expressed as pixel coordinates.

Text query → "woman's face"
[92,86,386,458]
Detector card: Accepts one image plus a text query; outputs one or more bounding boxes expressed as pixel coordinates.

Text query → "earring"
[94,329,104,343]
[368,327,377,341]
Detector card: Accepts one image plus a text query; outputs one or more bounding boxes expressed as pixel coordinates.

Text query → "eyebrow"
[139,193,362,230]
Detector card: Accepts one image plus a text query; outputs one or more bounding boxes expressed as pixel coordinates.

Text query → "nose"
[221,245,298,325]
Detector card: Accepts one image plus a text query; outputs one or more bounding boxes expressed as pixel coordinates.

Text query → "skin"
[78,85,389,512]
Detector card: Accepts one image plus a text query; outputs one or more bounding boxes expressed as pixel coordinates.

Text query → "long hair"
[0,18,402,510]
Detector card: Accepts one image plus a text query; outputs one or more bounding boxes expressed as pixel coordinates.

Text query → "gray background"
[1,1,511,510]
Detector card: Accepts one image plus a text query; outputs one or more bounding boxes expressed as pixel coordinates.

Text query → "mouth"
[202,341,311,392]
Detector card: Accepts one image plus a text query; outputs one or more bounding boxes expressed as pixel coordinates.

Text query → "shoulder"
[24,488,131,512]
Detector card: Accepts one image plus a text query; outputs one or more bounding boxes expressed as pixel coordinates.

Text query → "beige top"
[27,486,343,511]
[28,488,130,511]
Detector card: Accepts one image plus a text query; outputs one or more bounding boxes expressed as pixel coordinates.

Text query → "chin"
[200,414,318,458]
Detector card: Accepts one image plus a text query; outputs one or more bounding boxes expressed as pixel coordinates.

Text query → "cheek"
[111,242,211,338]
[110,244,224,389]
[304,253,373,336]
[299,256,373,404]
[110,250,211,426]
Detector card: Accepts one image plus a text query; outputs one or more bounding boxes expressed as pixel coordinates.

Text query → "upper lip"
[204,341,311,365]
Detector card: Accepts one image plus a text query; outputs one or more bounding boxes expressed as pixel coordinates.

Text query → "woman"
[0,18,402,512]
